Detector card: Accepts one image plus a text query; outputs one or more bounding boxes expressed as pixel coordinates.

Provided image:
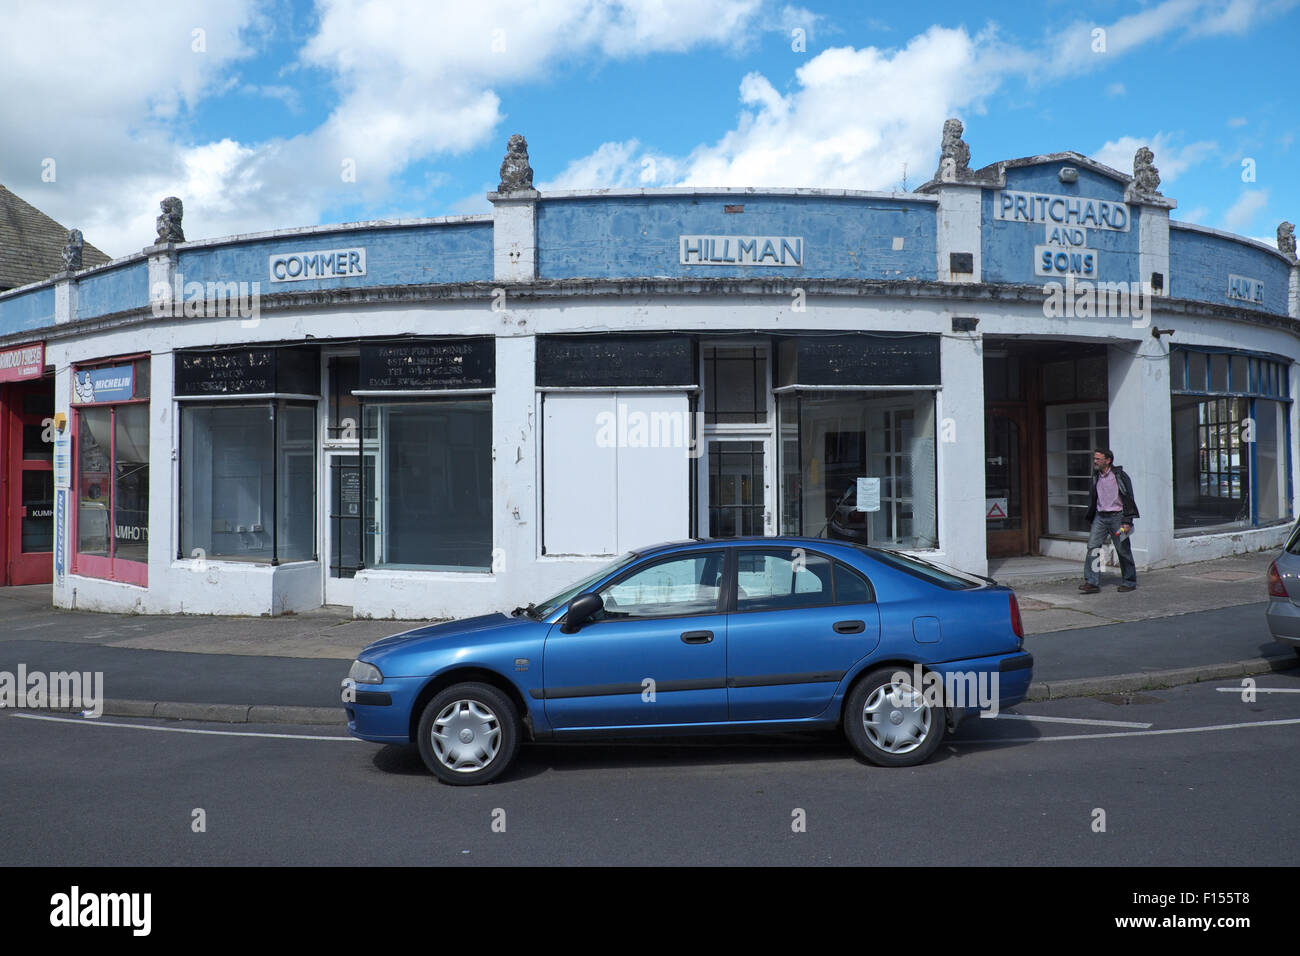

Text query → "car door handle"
[681,630,714,644]
[833,620,865,634]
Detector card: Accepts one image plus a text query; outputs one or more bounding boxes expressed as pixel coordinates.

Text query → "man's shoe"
[1117,584,1136,592]
[1078,583,1100,593]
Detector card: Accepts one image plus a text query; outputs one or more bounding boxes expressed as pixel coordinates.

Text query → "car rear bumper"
[926,651,1033,718]
[1265,599,1300,646]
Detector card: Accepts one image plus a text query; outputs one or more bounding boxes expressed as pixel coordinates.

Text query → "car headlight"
[348,660,383,684]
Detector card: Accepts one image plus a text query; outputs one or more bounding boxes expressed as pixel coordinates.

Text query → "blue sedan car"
[344,537,1033,785]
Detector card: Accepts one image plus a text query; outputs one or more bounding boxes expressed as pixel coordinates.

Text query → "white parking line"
[992,713,1153,729]
[961,716,1300,745]
[1215,687,1300,694]
[8,712,357,741]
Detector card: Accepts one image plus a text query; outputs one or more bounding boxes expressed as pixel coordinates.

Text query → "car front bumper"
[344,676,429,743]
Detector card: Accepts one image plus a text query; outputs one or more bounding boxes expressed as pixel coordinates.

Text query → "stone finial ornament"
[935,118,971,181]
[497,134,534,193]
[1278,221,1297,261]
[61,229,84,271]
[156,196,185,243]
[1132,147,1162,198]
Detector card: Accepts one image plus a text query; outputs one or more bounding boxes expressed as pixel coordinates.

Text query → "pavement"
[0,548,1295,726]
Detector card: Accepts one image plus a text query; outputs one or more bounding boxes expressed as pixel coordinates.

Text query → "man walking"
[1080,448,1140,593]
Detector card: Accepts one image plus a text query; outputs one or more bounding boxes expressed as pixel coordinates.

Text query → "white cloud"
[1106,82,1126,97]
[1179,206,1210,223]
[1093,133,1218,184]
[1227,116,1248,127]
[1,0,767,256]
[550,27,1009,192]
[1221,188,1270,231]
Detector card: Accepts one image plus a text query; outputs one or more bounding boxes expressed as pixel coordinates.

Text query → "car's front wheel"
[843,667,945,767]
[416,683,520,785]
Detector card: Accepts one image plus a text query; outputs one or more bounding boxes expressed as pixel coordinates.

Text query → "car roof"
[634,536,864,558]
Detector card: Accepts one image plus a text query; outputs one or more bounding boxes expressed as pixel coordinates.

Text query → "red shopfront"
[71,356,151,588]
[0,343,54,586]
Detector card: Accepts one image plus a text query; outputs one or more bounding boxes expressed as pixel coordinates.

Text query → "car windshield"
[527,553,638,618]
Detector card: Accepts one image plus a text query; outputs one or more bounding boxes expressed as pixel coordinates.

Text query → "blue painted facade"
[536,195,938,280]
[77,260,149,319]
[177,222,493,293]
[1169,224,1291,316]
[0,285,55,338]
[981,161,1140,287]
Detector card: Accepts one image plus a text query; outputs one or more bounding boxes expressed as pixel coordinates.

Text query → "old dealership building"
[0,124,1296,619]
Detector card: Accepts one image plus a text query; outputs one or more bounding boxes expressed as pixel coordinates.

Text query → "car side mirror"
[562,593,604,633]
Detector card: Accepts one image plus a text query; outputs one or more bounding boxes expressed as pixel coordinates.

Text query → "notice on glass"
[856,477,880,512]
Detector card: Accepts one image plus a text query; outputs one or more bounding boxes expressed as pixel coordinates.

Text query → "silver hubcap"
[862,679,931,754]
[430,699,502,772]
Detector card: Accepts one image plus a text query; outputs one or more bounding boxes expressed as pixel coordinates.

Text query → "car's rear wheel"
[843,666,945,767]
[416,682,520,786]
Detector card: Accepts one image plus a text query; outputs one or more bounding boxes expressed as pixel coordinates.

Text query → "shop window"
[361,400,491,571]
[179,402,316,563]
[778,390,937,550]
[1172,348,1291,531]
[73,359,150,585]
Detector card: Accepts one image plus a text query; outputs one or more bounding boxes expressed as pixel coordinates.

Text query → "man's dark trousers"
[1085,512,1137,587]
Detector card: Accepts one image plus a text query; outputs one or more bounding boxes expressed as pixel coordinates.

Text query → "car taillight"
[1267,562,1289,598]
[1009,592,1024,641]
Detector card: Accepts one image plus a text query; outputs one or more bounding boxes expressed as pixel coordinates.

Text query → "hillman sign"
[680,235,803,266]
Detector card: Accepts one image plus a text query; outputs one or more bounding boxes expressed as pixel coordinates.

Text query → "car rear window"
[1286,524,1300,556]
[858,548,983,590]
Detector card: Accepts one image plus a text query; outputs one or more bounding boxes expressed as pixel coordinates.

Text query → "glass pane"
[365,401,492,570]
[112,404,150,564]
[277,404,316,562]
[1230,355,1247,392]
[984,414,1021,531]
[329,455,367,578]
[77,407,112,557]
[834,562,874,604]
[599,552,724,618]
[735,550,832,610]
[134,358,151,399]
[328,356,360,440]
[778,394,801,535]
[708,441,764,537]
[181,404,275,561]
[22,389,52,417]
[704,346,765,424]
[21,470,54,552]
[1210,354,1229,391]
[23,423,52,461]
[1188,351,1207,391]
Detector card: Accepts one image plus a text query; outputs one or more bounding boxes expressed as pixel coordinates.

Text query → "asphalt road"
[3,671,1297,866]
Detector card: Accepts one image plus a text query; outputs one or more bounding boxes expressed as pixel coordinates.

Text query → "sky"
[2,0,1297,259]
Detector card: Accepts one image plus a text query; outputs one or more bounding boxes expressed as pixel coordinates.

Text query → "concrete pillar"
[1108,339,1173,569]
[1288,262,1298,319]
[1136,201,1172,298]
[938,330,987,574]
[145,243,178,316]
[52,272,78,324]
[934,185,982,282]
[492,334,537,605]
[489,191,539,284]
